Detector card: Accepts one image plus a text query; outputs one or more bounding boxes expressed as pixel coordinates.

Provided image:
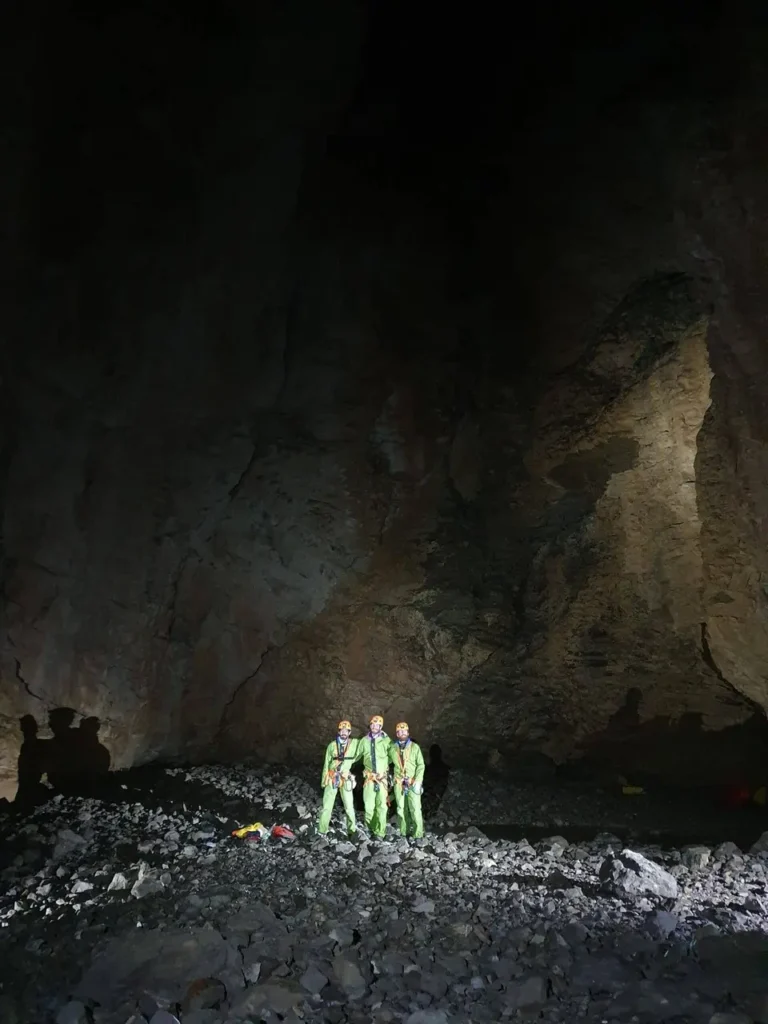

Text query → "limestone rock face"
[2,3,768,797]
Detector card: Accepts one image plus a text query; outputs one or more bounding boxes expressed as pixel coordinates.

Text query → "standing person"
[360,714,390,838]
[390,721,425,838]
[317,720,359,836]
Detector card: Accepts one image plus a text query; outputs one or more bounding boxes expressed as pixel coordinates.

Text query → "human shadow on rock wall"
[15,708,111,808]
[423,744,451,814]
[572,686,768,791]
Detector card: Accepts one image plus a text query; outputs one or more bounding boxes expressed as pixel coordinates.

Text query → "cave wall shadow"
[16,707,111,808]
[570,686,768,790]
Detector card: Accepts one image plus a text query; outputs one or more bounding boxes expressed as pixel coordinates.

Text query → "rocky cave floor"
[1,766,768,1024]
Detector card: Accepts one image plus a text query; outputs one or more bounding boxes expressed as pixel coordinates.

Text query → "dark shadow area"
[424,744,451,814]
[571,686,768,794]
[14,708,112,808]
[15,714,49,809]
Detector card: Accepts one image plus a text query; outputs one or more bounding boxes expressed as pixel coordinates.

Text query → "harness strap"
[367,732,387,791]
[329,738,352,789]
[395,739,412,788]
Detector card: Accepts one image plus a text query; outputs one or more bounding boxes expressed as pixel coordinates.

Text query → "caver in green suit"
[360,714,390,837]
[317,719,359,836]
[389,721,425,838]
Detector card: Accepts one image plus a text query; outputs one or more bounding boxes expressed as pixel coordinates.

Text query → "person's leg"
[363,781,376,830]
[316,785,337,834]
[409,791,425,838]
[340,785,357,834]
[393,783,407,835]
[371,786,388,837]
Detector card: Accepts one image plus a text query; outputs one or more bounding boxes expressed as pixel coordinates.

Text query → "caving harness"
[394,724,423,796]
[327,735,356,792]
[395,738,412,794]
[364,731,389,793]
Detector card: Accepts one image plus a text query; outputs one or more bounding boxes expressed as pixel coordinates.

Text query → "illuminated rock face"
[2,3,768,798]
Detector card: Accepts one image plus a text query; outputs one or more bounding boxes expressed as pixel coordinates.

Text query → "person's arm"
[346,737,359,769]
[320,743,331,787]
[356,737,368,770]
[413,743,425,784]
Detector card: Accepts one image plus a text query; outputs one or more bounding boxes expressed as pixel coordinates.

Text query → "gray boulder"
[599,849,678,898]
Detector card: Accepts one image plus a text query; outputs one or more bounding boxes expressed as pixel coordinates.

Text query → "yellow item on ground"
[622,785,645,796]
[232,821,267,838]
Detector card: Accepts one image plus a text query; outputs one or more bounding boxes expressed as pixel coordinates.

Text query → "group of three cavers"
[318,716,425,839]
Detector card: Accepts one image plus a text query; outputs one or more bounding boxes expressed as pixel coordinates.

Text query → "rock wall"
[2,2,768,797]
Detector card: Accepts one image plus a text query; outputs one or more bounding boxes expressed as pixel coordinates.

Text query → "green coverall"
[389,737,425,838]
[317,736,359,835]
[359,732,391,837]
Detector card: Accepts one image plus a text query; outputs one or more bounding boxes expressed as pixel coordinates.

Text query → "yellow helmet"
[395,721,409,733]
[337,720,352,731]
[369,714,384,726]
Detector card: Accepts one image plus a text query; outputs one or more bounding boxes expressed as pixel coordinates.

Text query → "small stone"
[413,899,435,914]
[507,975,547,1009]
[56,1001,89,1024]
[406,1012,449,1024]
[70,880,93,895]
[131,876,164,899]
[714,841,741,860]
[540,835,569,854]
[53,830,87,861]
[244,961,261,984]
[131,862,164,899]
[420,972,449,999]
[682,845,711,870]
[138,994,159,1017]
[562,921,589,945]
[149,1013,181,1024]
[333,956,367,999]
[464,826,487,839]
[708,1014,753,1024]
[646,909,678,939]
[182,978,226,1012]
[329,925,355,946]
[232,982,303,1016]
[301,964,329,994]
[107,872,128,891]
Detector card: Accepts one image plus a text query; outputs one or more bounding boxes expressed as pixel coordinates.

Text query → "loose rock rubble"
[436,769,766,842]
[1,764,767,1023]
